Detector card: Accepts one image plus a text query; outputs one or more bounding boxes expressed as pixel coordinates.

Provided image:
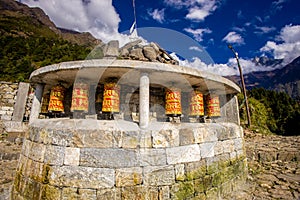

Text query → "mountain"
[0,0,101,47]
[227,56,300,100]
[0,0,102,82]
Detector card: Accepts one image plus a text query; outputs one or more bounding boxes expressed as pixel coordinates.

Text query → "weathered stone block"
[62,187,97,200]
[199,142,214,158]
[139,148,166,166]
[73,130,113,148]
[44,145,65,165]
[144,165,175,186]
[223,140,235,153]
[28,142,45,162]
[185,159,206,180]
[159,186,170,200]
[97,188,121,200]
[40,185,62,200]
[179,128,195,145]
[143,46,157,61]
[214,141,224,155]
[103,40,119,57]
[216,125,229,141]
[203,126,218,142]
[167,144,200,165]
[193,127,206,144]
[64,147,80,166]
[175,164,185,181]
[80,148,138,168]
[49,166,115,189]
[116,167,143,187]
[121,131,140,148]
[152,129,179,148]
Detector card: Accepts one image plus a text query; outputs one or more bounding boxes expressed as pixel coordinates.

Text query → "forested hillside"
[238,88,300,136]
[0,0,99,82]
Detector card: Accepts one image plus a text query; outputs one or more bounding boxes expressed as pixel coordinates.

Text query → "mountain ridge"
[227,56,300,100]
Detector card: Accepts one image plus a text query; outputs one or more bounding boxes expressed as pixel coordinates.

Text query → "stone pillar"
[29,83,44,123]
[139,73,150,129]
[12,82,30,122]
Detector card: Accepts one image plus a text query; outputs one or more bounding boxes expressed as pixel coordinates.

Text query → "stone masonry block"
[44,145,65,165]
[222,140,235,153]
[144,165,175,186]
[80,148,138,168]
[152,129,179,148]
[62,187,80,200]
[214,141,224,155]
[139,148,167,166]
[97,188,121,200]
[28,142,45,162]
[199,142,215,158]
[166,144,200,165]
[175,164,185,181]
[193,127,207,144]
[122,131,140,148]
[49,166,115,189]
[64,147,80,166]
[179,128,195,146]
[73,130,113,148]
[115,167,143,187]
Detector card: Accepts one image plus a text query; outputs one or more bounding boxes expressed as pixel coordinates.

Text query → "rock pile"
[88,40,179,65]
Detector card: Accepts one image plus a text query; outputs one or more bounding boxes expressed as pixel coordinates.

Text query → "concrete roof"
[30,59,241,95]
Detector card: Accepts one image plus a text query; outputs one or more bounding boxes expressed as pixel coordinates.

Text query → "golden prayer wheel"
[206,94,221,117]
[40,92,50,114]
[165,88,182,116]
[71,82,89,112]
[102,82,120,113]
[48,85,65,112]
[189,90,204,116]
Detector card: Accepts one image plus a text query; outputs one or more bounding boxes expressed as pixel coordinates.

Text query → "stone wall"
[0,82,19,121]
[0,82,32,122]
[12,120,247,199]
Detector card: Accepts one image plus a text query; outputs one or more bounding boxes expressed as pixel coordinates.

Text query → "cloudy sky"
[21,0,300,76]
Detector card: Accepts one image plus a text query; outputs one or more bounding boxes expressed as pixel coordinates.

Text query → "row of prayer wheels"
[41,82,221,119]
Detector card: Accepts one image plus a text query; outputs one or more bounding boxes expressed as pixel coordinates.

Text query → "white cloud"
[169,53,237,76]
[189,46,203,52]
[254,26,276,35]
[260,24,300,65]
[222,32,244,45]
[21,0,132,46]
[164,0,219,21]
[148,8,165,23]
[170,51,283,76]
[184,28,212,42]
[186,1,218,21]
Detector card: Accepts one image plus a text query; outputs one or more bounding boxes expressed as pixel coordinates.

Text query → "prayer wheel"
[189,90,204,116]
[71,82,89,112]
[165,88,182,116]
[48,84,65,112]
[40,92,50,114]
[102,82,120,113]
[206,94,221,117]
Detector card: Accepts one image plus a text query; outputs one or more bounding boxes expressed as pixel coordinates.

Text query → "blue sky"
[21,0,300,76]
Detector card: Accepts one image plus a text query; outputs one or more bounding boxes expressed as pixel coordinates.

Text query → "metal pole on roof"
[228,45,251,128]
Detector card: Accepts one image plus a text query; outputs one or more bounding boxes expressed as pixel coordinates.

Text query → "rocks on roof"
[88,40,179,65]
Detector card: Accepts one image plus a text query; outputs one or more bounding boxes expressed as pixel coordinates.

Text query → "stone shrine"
[12,40,247,199]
